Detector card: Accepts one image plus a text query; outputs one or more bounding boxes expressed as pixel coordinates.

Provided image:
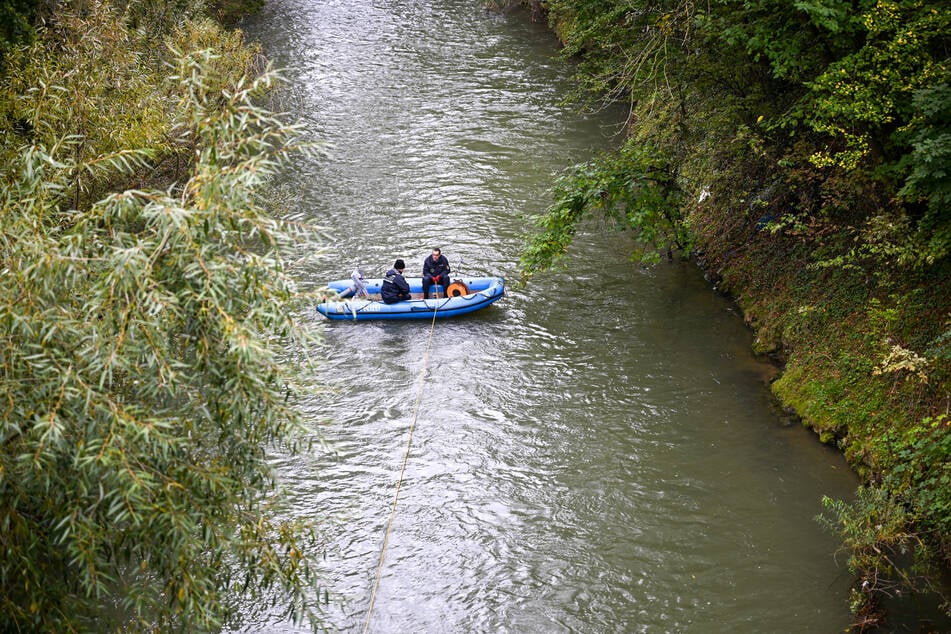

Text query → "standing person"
[421,247,451,299]
[381,259,411,304]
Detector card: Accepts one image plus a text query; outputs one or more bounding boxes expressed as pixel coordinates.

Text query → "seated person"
[421,247,451,299]
[380,259,411,304]
[338,266,369,299]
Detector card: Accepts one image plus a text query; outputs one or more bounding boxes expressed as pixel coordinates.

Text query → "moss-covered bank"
[692,180,951,627]
[517,0,951,625]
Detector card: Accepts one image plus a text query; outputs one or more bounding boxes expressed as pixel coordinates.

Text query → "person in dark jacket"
[381,259,411,304]
[421,247,451,299]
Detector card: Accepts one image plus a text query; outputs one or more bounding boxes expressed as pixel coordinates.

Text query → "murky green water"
[239,1,887,631]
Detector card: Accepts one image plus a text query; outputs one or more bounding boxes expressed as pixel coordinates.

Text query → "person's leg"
[422,275,433,298]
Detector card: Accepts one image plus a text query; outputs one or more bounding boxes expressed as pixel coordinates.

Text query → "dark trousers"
[422,275,446,298]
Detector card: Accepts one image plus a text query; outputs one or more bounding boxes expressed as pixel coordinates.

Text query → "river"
[242,1,881,631]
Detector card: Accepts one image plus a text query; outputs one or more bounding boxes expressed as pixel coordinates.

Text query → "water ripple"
[242,0,865,631]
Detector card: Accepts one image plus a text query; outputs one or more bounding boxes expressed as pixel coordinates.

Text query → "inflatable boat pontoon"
[316,276,504,321]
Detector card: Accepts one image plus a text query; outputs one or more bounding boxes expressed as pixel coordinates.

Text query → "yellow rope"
[362,301,439,633]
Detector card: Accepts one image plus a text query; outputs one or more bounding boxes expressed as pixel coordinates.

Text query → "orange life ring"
[446,281,469,297]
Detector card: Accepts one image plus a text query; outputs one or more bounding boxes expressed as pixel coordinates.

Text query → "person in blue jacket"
[421,247,451,299]
[381,259,411,304]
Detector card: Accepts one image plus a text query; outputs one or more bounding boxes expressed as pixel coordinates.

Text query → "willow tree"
[520,143,690,276]
[520,0,704,276]
[0,11,325,633]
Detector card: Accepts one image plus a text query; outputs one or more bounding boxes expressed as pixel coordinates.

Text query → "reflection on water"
[237,0,884,631]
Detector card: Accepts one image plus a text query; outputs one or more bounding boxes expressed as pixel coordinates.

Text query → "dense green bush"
[0,3,325,630]
[0,0,38,56]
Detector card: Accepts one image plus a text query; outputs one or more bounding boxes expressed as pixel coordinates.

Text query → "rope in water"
[361,299,439,633]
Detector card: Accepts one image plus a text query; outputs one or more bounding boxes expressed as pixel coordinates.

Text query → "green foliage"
[0,0,36,58]
[883,416,951,538]
[803,2,951,170]
[207,0,267,26]
[718,0,866,84]
[817,486,943,626]
[538,0,951,268]
[546,0,700,107]
[0,5,326,632]
[710,1,951,268]
[898,83,951,264]
[0,4,262,204]
[520,141,689,277]
[0,13,163,203]
[927,316,951,361]
[533,0,951,610]
[901,84,951,208]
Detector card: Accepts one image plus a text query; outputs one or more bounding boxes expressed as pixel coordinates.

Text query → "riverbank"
[518,0,951,626]
[691,154,951,627]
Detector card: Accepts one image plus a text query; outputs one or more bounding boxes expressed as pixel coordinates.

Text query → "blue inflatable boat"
[316,276,505,321]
